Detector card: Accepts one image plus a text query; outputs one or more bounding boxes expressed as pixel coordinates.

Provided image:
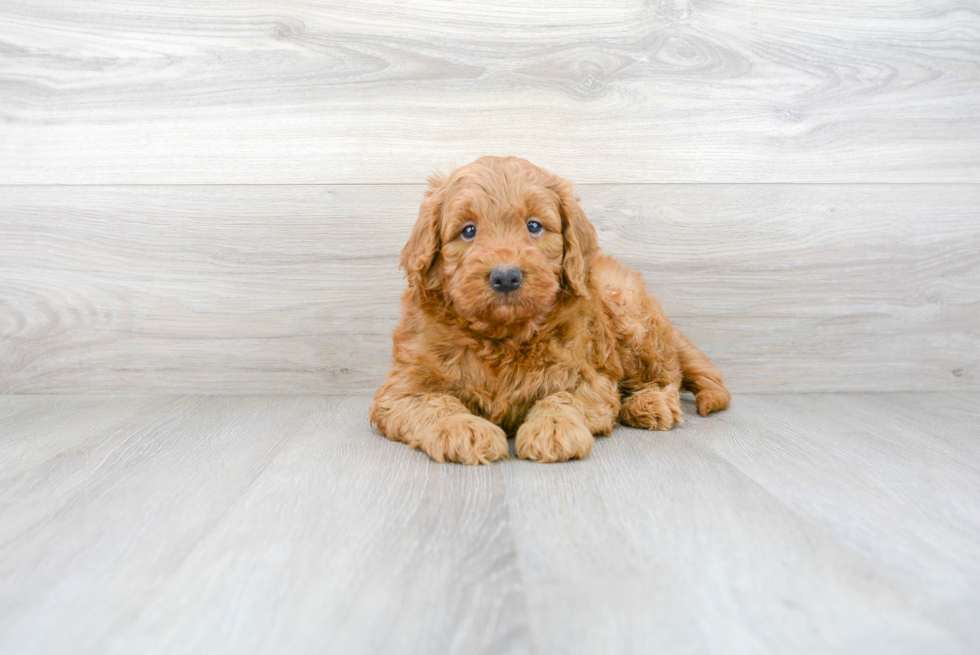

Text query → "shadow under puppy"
[371,156,730,464]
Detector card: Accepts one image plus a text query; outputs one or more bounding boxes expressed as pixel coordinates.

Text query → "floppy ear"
[551,177,599,298]
[400,174,447,292]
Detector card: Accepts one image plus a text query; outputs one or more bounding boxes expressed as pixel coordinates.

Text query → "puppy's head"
[401,156,598,333]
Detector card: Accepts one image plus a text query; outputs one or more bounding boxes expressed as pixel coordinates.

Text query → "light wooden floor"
[1,393,977,655]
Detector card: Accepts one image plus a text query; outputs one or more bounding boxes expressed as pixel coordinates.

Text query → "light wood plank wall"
[1,0,978,393]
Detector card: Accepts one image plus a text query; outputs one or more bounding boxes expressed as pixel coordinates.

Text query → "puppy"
[370,156,730,464]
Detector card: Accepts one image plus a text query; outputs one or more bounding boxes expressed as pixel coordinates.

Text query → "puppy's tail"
[671,326,730,417]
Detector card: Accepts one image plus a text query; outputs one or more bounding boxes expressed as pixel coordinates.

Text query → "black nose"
[489,265,523,294]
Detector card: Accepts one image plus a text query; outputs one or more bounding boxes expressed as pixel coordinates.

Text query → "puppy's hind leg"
[620,382,683,430]
[671,327,730,417]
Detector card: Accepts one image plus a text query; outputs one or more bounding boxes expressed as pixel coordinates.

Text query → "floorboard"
[0,393,977,654]
[2,1,977,183]
[2,184,976,394]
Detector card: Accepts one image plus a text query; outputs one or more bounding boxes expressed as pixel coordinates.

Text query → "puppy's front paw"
[421,414,508,465]
[619,385,683,430]
[515,409,593,463]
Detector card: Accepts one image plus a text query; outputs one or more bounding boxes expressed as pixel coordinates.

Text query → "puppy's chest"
[453,344,577,424]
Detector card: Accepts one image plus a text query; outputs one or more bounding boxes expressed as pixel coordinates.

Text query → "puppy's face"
[401,157,599,333]
[438,181,564,327]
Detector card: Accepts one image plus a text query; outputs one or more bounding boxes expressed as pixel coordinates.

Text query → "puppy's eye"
[460,224,477,241]
[527,220,544,236]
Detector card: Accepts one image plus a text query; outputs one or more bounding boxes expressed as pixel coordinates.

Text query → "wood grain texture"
[0,395,529,655]
[502,391,980,654]
[1,184,977,394]
[1,0,978,183]
[0,393,978,654]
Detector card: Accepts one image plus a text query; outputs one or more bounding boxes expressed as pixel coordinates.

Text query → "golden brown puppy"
[370,156,730,464]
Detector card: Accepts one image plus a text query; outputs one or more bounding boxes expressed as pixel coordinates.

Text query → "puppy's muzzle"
[489,265,523,294]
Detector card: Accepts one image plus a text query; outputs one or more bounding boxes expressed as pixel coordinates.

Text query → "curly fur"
[370,156,730,464]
